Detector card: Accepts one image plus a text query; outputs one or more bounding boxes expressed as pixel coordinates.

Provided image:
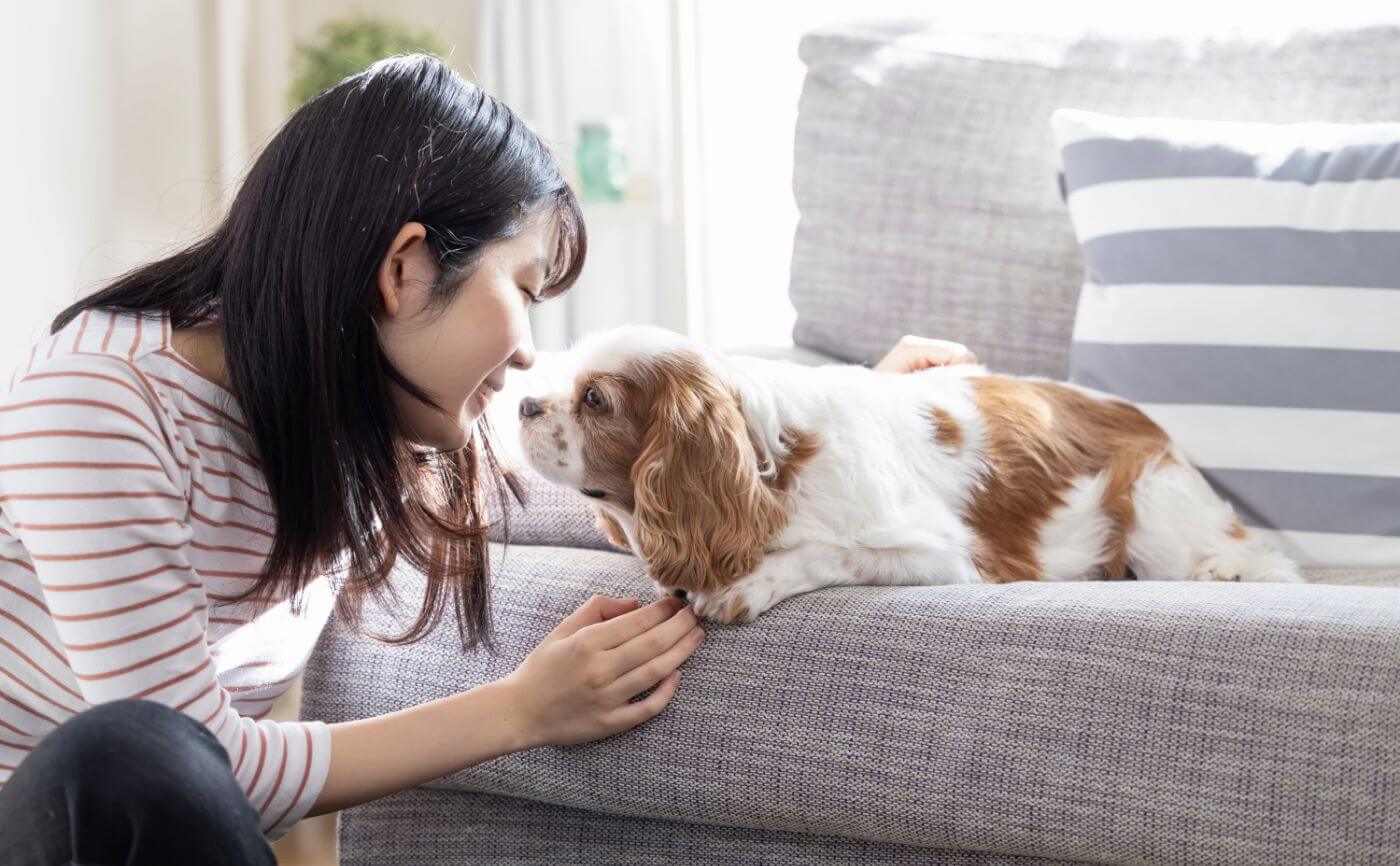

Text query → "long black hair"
[52,54,586,649]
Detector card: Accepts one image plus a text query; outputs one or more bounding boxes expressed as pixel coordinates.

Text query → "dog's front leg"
[689,544,879,623]
[689,535,980,623]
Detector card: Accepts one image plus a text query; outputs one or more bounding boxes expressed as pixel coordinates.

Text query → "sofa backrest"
[788,21,1400,378]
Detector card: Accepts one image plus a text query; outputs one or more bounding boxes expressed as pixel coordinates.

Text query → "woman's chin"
[408,416,473,452]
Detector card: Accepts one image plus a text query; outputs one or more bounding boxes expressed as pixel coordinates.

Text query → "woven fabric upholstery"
[304,545,1400,865]
[339,788,1085,866]
[788,22,1400,377]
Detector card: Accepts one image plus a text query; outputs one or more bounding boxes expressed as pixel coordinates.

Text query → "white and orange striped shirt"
[0,309,334,839]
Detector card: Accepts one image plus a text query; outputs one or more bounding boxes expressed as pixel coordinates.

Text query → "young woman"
[0,55,972,864]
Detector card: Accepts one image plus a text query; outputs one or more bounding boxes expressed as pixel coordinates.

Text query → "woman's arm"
[873,335,977,373]
[311,594,700,815]
[0,356,326,835]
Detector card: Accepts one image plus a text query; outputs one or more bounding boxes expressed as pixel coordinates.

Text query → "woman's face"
[375,215,550,450]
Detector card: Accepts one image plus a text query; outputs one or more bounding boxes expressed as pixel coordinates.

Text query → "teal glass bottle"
[576,121,628,204]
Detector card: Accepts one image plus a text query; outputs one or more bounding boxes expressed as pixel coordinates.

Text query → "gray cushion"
[788,22,1400,378]
[304,545,1400,864]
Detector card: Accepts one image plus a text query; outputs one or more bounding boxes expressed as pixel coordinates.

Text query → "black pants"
[0,699,276,866]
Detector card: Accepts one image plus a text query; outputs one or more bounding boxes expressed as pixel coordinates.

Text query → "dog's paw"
[1190,551,1305,583]
[690,578,778,624]
[1189,554,1246,582]
[689,590,753,624]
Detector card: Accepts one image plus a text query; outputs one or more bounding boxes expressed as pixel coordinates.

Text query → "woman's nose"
[510,337,536,372]
[519,396,544,419]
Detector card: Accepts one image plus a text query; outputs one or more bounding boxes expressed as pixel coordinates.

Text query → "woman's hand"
[502,594,702,748]
[873,335,977,373]
[313,594,701,815]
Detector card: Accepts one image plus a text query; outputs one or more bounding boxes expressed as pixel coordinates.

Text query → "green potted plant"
[289,16,449,107]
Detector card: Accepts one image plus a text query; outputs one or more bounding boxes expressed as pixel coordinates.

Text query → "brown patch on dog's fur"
[720,594,751,622]
[565,353,790,594]
[586,415,817,564]
[1227,519,1247,540]
[770,428,822,492]
[629,353,788,594]
[925,406,963,453]
[967,377,1170,583]
[575,372,649,510]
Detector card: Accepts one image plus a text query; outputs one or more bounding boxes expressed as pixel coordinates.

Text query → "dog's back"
[734,359,1300,585]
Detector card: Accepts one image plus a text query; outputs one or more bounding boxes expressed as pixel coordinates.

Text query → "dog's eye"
[581,386,605,412]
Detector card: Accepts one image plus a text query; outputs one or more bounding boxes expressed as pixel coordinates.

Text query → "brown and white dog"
[516,326,1301,623]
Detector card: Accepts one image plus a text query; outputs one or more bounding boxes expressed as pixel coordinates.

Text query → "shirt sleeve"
[0,353,330,838]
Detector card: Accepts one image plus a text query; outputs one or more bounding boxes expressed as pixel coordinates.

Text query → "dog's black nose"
[519,396,543,419]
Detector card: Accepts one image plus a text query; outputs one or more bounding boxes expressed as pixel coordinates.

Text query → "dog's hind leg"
[1127,454,1302,583]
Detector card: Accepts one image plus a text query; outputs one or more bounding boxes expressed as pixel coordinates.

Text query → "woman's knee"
[38,700,232,801]
[2,701,273,865]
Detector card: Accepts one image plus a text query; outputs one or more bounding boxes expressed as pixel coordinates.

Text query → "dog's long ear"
[630,359,786,593]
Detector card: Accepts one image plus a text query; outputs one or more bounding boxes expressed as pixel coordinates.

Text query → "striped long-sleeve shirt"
[0,309,333,839]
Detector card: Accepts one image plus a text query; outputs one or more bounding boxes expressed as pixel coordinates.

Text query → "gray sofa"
[303,20,1400,865]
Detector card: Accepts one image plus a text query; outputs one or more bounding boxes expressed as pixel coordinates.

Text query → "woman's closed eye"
[519,285,541,305]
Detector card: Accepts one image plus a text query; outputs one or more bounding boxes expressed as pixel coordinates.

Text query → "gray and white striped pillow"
[1053,109,1400,568]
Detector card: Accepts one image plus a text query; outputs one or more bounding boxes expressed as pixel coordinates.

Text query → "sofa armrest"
[303,545,1400,865]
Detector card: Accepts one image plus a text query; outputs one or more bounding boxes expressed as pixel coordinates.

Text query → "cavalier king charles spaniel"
[517,326,1300,623]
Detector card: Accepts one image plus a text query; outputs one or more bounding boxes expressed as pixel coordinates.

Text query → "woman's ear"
[629,362,787,594]
[376,221,431,318]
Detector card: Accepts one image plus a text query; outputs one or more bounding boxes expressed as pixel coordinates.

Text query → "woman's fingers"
[607,623,704,699]
[596,596,643,621]
[547,594,641,641]
[609,670,682,729]
[581,594,686,650]
[874,335,976,374]
[605,604,700,674]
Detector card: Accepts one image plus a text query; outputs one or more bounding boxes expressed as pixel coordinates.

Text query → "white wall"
[0,0,227,375]
[5,2,113,370]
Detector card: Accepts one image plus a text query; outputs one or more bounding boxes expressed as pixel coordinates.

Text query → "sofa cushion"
[788,22,1400,378]
[1053,108,1400,568]
[303,545,1400,865]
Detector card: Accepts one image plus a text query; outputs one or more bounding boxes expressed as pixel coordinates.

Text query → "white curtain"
[473,0,691,351]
